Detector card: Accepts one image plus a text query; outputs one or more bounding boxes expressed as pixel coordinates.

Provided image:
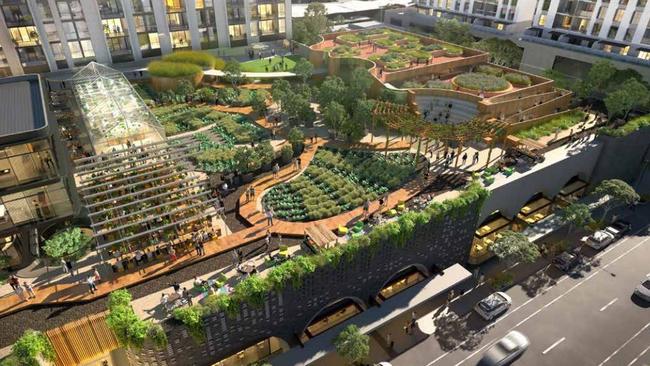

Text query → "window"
[81,40,95,57]
[229,24,245,39]
[638,51,650,60]
[9,26,39,47]
[258,19,274,35]
[170,30,190,48]
[613,8,625,22]
[258,4,273,18]
[278,18,285,33]
[1,182,72,224]
[102,18,126,36]
[0,140,57,190]
[538,14,546,26]
[278,3,285,17]
[250,21,258,36]
[607,26,618,38]
[166,0,184,11]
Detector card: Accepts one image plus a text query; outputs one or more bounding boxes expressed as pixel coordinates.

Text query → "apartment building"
[0,0,292,77]
[385,0,538,38]
[521,0,650,78]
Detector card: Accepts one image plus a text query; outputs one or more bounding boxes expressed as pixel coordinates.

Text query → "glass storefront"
[0,140,57,190]
[211,337,287,366]
[378,268,426,300]
[301,300,363,342]
[0,181,72,226]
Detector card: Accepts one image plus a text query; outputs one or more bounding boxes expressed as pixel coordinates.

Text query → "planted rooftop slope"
[262,148,418,221]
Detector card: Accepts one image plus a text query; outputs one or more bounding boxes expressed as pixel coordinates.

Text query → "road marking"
[598,322,650,366]
[599,298,618,312]
[425,230,650,366]
[542,337,566,355]
[626,345,650,366]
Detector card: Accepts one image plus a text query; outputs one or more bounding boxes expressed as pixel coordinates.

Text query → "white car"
[634,273,650,302]
[584,230,615,250]
[474,292,512,321]
[480,331,530,366]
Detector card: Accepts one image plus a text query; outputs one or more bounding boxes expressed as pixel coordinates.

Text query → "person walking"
[292,158,298,171]
[264,230,272,259]
[182,287,193,306]
[14,285,27,301]
[65,260,74,277]
[462,152,468,165]
[248,186,255,201]
[9,274,20,291]
[61,258,68,274]
[265,207,274,226]
[272,163,280,179]
[198,240,206,256]
[472,151,480,165]
[23,282,36,299]
[363,199,370,219]
[297,157,302,170]
[386,332,394,349]
[86,275,97,294]
[93,268,102,283]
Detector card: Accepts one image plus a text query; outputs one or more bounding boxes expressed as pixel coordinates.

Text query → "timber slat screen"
[46,312,119,366]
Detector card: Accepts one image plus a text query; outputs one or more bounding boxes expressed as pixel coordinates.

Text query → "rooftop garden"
[514,109,586,140]
[262,148,418,221]
[240,55,302,72]
[453,72,510,92]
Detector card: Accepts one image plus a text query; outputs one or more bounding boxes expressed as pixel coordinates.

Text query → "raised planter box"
[150,72,204,92]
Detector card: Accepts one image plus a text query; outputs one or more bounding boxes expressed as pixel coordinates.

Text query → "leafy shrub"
[173,306,205,341]
[443,44,464,56]
[331,45,360,57]
[106,290,167,349]
[504,72,532,87]
[338,34,363,43]
[0,254,10,269]
[454,73,509,91]
[162,51,221,69]
[280,144,294,162]
[9,330,55,366]
[599,113,650,137]
[43,227,91,260]
[148,61,202,78]
[515,110,586,140]
[422,44,443,51]
[476,64,503,76]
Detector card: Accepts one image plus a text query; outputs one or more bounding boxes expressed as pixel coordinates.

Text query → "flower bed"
[514,110,586,140]
[330,45,361,57]
[453,72,510,92]
[210,112,266,144]
[152,103,214,136]
[262,148,417,221]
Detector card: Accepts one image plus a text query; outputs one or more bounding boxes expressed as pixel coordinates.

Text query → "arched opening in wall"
[469,211,513,265]
[556,175,589,207]
[211,336,290,366]
[375,264,429,304]
[513,192,555,231]
[299,297,366,344]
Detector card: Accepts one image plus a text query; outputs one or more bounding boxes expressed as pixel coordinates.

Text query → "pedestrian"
[404,320,411,335]
[386,332,394,349]
[169,246,177,262]
[195,240,201,256]
[363,199,370,219]
[9,274,19,291]
[245,187,251,202]
[462,152,468,165]
[248,186,255,201]
[61,258,68,274]
[170,281,181,294]
[272,163,280,178]
[198,241,205,256]
[297,157,302,169]
[87,275,97,294]
[182,287,193,306]
[65,260,74,276]
[14,285,27,301]
[23,281,36,299]
[161,293,169,310]
[473,151,479,164]
[378,196,385,211]
[265,230,272,259]
[236,248,244,264]
[93,267,102,283]
[292,158,298,171]
[265,206,275,226]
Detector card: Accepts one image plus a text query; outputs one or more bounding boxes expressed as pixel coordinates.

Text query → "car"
[552,251,580,272]
[605,220,632,239]
[633,273,650,302]
[480,330,529,366]
[584,230,615,250]
[474,292,512,321]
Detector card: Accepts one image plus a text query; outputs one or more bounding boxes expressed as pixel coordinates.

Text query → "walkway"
[203,69,296,79]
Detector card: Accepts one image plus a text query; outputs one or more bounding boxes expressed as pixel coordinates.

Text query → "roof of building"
[0,75,47,137]
[293,0,412,17]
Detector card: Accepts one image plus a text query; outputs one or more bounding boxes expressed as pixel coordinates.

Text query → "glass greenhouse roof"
[71,62,164,154]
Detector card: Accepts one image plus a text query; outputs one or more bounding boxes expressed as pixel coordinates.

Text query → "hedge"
[454,72,509,92]
[162,50,223,69]
[173,182,489,337]
[504,73,532,87]
[476,64,503,76]
[105,289,168,349]
[515,110,585,140]
[148,61,202,78]
[599,113,650,137]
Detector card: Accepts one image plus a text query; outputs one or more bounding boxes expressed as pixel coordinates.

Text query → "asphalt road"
[391,212,650,366]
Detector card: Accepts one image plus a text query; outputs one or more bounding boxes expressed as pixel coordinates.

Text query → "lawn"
[262,148,417,221]
[515,110,586,140]
[240,55,302,72]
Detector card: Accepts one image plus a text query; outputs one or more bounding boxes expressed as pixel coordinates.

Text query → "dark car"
[552,251,580,272]
[605,220,632,239]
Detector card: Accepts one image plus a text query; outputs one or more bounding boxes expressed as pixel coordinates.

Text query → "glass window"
[9,26,40,47]
[613,8,625,22]
[76,21,90,38]
[0,141,57,190]
[170,30,190,48]
[278,18,285,33]
[228,24,245,39]
[80,40,95,57]
[278,3,285,17]
[250,21,258,37]
[258,3,273,18]
[149,32,160,49]
[1,182,72,224]
[258,19,274,35]
[638,51,650,60]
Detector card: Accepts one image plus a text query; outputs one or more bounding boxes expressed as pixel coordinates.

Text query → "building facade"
[0,74,74,268]
[520,0,650,78]
[0,0,292,77]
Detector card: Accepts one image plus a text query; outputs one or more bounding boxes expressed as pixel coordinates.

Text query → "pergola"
[74,135,218,252]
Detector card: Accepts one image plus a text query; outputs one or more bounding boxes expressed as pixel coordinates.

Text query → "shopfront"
[470,212,512,264]
[514,193,554,230]
[377,266,427,302]
[212,337,289,366]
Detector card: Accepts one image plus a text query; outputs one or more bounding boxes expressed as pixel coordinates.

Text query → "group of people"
[8,275,36,301]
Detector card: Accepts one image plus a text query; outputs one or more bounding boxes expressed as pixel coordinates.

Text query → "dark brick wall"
[129,201,482,366]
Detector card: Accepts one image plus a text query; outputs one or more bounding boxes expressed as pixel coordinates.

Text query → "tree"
[559,203,592,235]
[340,117,365,142]
[271,79,291,111]
[594,179,640,220]
[250,90,269,116]
[576,60,617,99]
[318,75,346,106]
[491,230,540,265]
[9,330,55,366]
[322,101,348,138]
[343,68,374,112]
[174,79,195,101]
[287,127,305,154]
[43,227,91,260]
[293,2,329,45]
[605,78,650,121]
[472,38,523,68]
[542,69,573,91]
[432,19,474,46]
[352,99,374,133]
[192,87,216,104]
[293,58,314,83]
[333,324,369,365]
[223,60,244,89]
[284,93,315,125]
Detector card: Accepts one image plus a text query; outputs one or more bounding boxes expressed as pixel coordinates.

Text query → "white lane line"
[599,298,618,312]
[598,322,650,366]
[542,337,566,355]
[425,231,650,366]
[626,345,650,366]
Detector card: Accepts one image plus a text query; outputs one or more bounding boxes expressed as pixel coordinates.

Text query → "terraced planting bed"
[262,148,418,221]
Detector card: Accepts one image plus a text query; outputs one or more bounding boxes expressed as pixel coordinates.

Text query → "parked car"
[474,292,512,321]
[605,220,632,239]
[552,251,580,272]
[584,230,615,250]
[480,330,529,366]
[633,273,650,302]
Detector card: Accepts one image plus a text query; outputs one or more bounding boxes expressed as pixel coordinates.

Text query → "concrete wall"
[589,127,650,190]
[128,199,484,366]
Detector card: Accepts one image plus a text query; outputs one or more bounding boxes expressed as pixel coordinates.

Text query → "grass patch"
[162,50,224,69]
[599,113,650,137]
[504,73,532,87]
[148,61,202,78]
[240,55,301,72]
[454,72,509,91]
[515,110,586,140]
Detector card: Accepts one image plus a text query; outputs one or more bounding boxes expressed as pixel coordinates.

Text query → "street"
[389,211,650,366]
